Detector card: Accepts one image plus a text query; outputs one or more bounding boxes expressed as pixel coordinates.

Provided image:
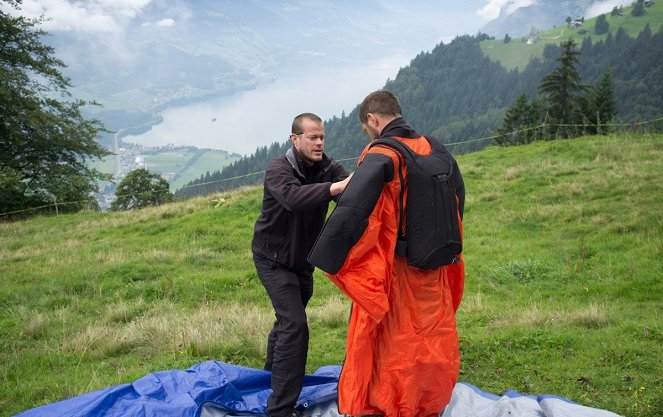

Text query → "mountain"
[51,1,377,110]
[44,1,476,124]
[176,2,663,198]
[481,0,623,38]
[21,0,491,160]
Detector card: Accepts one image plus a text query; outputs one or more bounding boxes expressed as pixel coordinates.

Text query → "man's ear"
[366,113,377,127]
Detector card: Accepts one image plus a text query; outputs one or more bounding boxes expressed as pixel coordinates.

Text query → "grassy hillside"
[481,2,663,70]
[1,134,662,417]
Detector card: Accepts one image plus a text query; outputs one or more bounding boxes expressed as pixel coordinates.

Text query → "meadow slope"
[1,133,662,417]
[480,1,663,70]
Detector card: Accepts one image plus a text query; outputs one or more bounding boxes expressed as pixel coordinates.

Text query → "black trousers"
[254,254,313,417]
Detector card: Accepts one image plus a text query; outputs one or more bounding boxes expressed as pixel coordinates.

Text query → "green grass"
[169,150,240,191]
[2,134,662,417]
[481,2,663,70]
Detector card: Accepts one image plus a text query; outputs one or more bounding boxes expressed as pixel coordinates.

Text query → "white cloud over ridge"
[585,0,632,18]
[476,0,537,21]
[14,0,153,32]
[476,0,636,22]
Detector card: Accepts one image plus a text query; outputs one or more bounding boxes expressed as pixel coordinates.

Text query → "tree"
[588,71,617,134]
[538,39,586,138]
[111,168,173,211]
[0,0,111,218]
[495,94,544,146]
[504,33,511,44]
[595,14,610,35]
[631,0,646,16]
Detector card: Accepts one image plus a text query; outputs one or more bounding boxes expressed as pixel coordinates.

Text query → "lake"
[122,52,415,156]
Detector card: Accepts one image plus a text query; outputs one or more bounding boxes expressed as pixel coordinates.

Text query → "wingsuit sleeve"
[448,157,465,312]
[452,157,465,219]
[308,152,394,273]
[308,152,396,322]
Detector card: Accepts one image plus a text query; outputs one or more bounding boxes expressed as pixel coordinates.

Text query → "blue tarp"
[13,361,622,417]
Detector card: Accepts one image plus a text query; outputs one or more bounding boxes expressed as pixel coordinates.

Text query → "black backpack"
[369,137,463,269]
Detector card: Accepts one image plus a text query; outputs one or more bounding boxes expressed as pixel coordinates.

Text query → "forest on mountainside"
[176,23,663,199]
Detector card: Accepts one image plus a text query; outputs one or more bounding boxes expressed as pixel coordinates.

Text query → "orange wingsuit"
[323,137,464,417]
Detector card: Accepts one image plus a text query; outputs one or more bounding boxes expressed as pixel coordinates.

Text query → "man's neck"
[380,117,419,139]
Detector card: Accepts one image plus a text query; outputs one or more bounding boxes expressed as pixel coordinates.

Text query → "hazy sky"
[10,0,491,33]
[8,0,635,33]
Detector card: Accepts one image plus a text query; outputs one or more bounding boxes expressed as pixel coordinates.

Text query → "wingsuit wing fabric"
[13,361,625,417]
[308,136,465,417]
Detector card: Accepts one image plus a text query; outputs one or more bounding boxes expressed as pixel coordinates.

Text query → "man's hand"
[330,173,354,196]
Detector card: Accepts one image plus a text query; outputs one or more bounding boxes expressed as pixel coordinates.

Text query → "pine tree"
[594,14,610,35]
[631,0,646,17]
[538,39,586,138]
[495,95,544,145]
[591,71,617,134]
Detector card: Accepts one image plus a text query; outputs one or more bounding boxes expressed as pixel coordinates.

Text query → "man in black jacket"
[252,113,351,417]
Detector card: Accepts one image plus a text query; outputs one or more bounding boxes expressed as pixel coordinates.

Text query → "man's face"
[291,119,325,165]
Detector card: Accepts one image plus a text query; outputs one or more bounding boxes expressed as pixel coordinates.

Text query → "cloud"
[156,18,175,27]
[585,0,632,18]
[13,0,153,33]
[476,0,537,22]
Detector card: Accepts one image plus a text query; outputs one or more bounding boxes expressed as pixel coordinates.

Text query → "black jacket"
[252,146,349,272]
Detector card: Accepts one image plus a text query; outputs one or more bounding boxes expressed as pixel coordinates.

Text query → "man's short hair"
[359,90,402,124]
[292,113,323,134]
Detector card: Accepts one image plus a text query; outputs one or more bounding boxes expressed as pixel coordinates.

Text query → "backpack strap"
[368,137,423,255]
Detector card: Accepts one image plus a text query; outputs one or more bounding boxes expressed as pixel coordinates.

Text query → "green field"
[89,147,240,192]
[481,2,663,70]
[169,150,241,191]
[141,148,240,191]
[2,134,662,417]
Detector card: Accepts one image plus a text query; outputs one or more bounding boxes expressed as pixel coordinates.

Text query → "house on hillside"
[526,26,540,45]
[568,16,584,28]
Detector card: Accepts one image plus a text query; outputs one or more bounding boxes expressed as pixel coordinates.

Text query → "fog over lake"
[122,52,415,156]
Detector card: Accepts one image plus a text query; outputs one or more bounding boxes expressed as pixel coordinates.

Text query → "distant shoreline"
[115,83,259,147]
[150,82,258,114]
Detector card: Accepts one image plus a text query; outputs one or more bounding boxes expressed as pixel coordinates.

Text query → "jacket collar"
[286,146,332,180]
[379,117,420,139]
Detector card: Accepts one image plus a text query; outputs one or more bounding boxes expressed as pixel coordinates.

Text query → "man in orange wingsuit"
[308,90,465,417]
